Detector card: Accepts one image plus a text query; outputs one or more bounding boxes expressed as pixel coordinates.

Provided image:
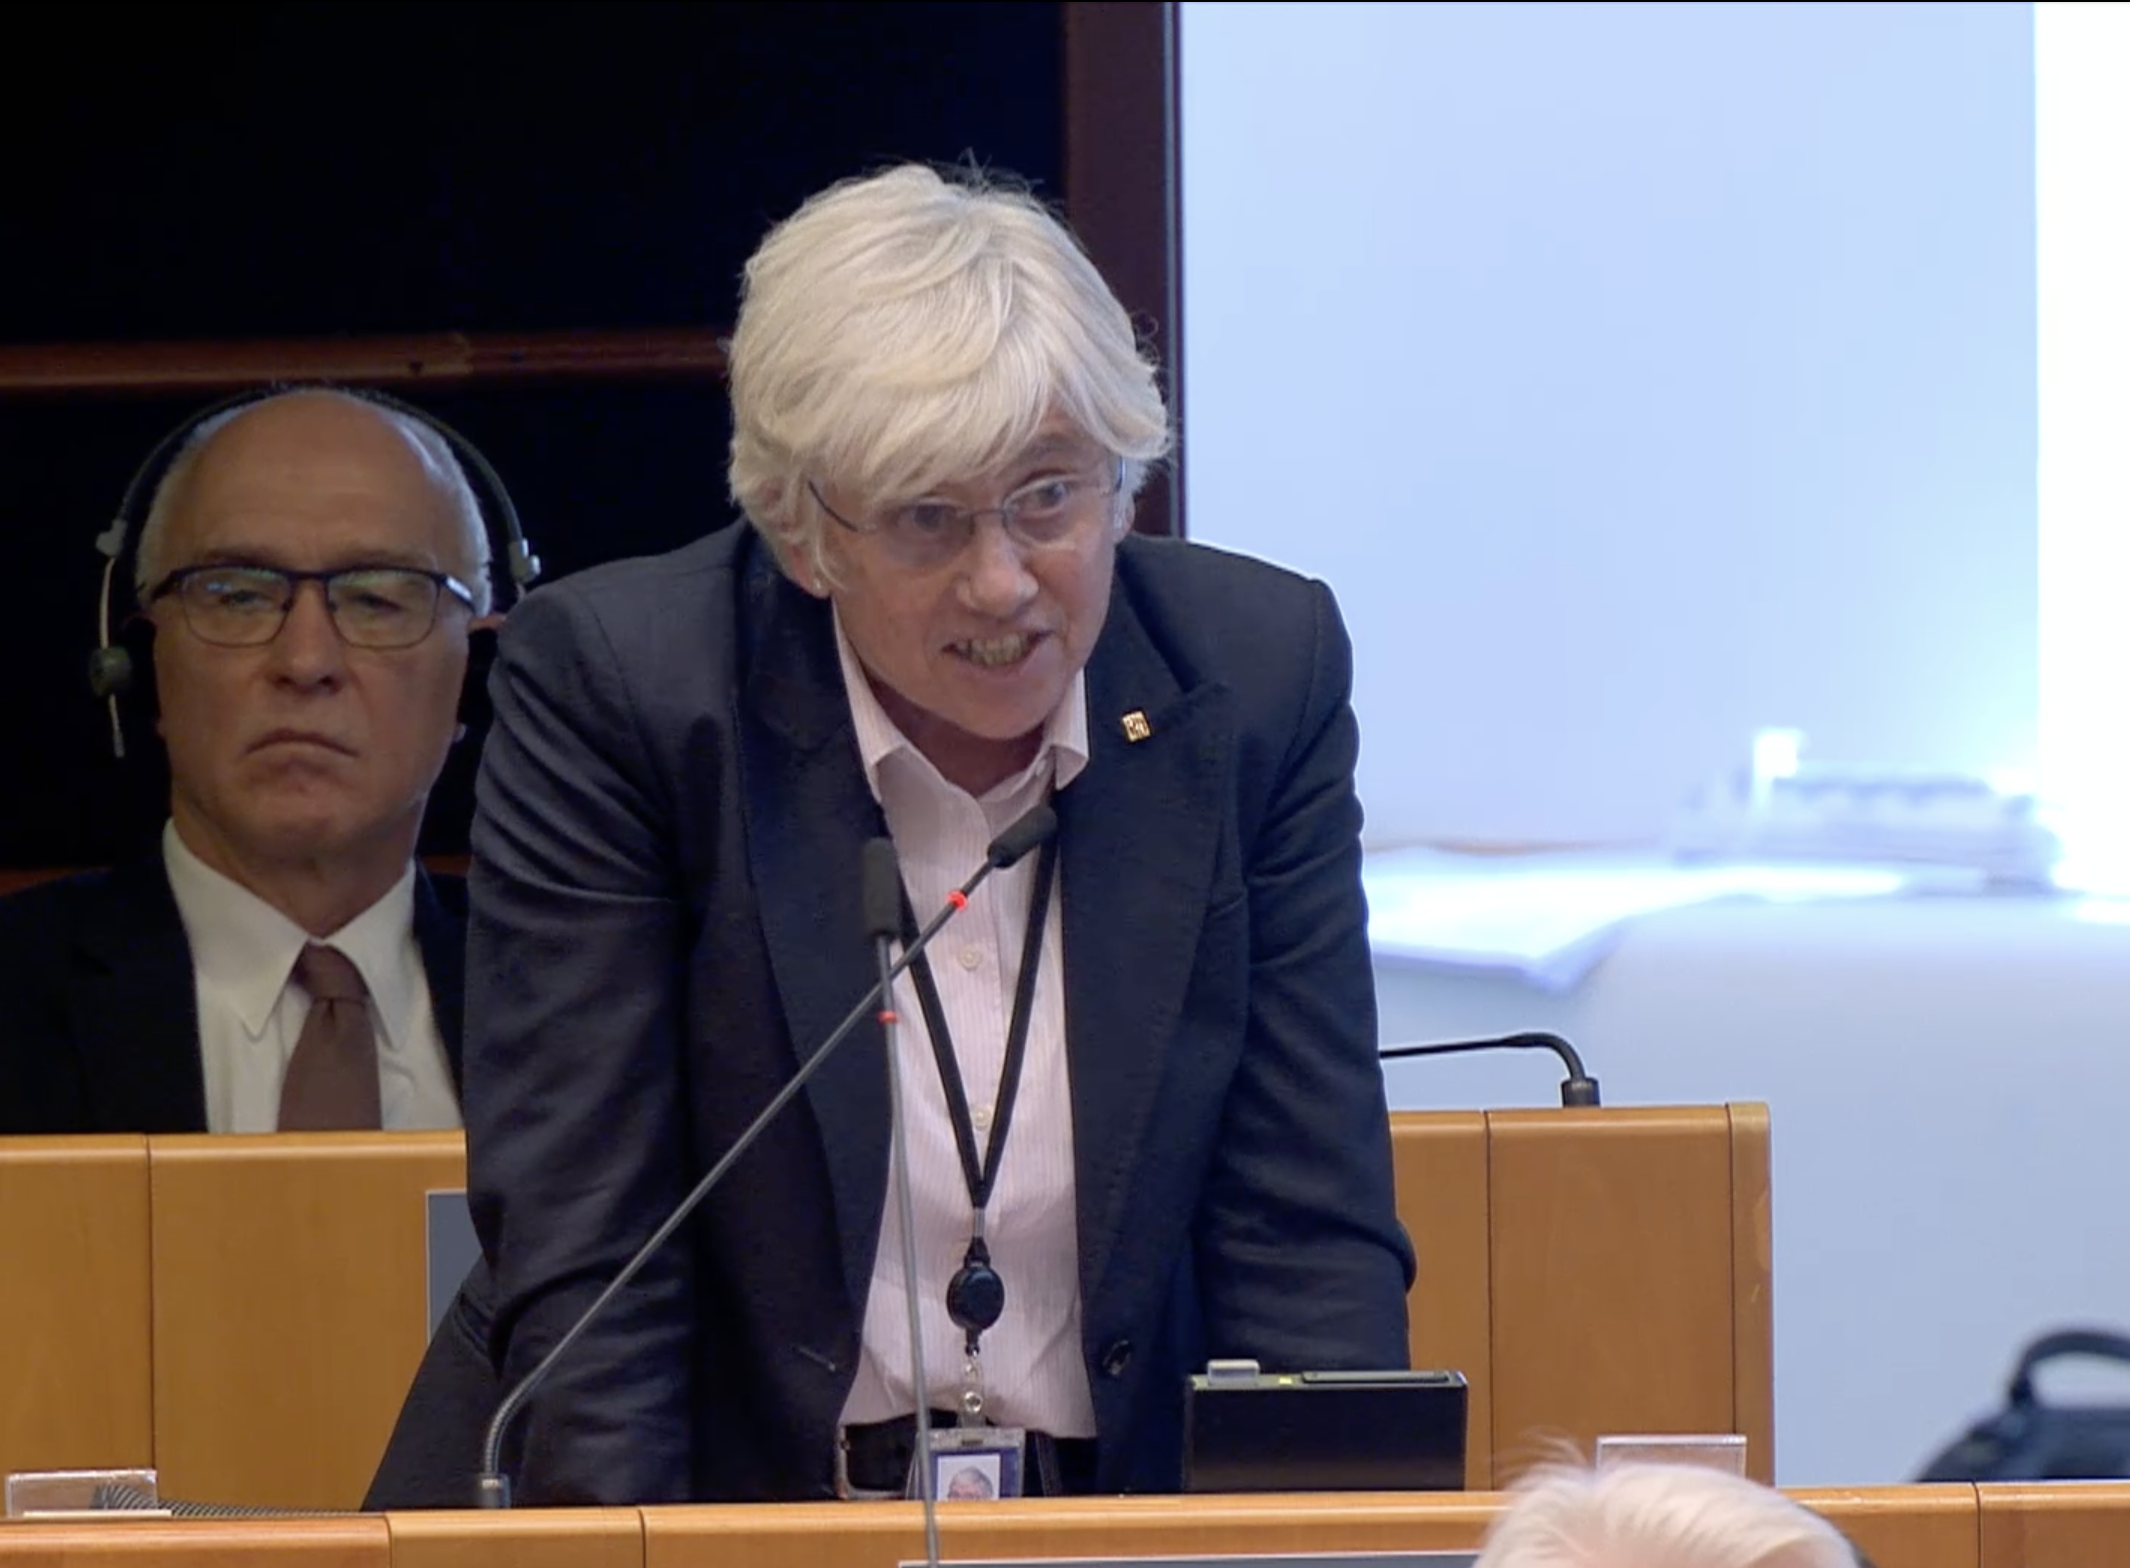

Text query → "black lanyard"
[902,832,1060,1351]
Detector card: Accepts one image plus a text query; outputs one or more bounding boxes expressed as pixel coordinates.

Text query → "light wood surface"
[1807,1483,1985,1568]
[0,1516,386,1566]
[1979,1480,2130,1568]
[1490,1106,1749,1476]
[633,1485,2130,1568]
[0,1110,1769,1510]
[1728,1102,1776,1469]
[385,1508,642,1568]
[147,1134,467,1511]
[1392,1104,1775,1487]
[1392,1111,1493,1486]
[640,1493,1511,1568]
[0,1139,153,1483]
[0,1486,2126,1566]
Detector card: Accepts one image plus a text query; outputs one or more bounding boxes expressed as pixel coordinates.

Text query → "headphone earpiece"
[85,615,159,762]
[87,643,134,701]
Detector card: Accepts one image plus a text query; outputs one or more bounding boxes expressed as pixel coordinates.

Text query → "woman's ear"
[780,526,834,599]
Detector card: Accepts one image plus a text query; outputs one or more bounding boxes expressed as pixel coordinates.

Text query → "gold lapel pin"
[1121,710,1152,743]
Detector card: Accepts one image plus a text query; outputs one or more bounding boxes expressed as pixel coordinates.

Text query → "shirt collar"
[162,820,421,1048]
[831,609,1090,805]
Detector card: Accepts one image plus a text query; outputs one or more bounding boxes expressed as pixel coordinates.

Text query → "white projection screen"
[1178,1,2038,852]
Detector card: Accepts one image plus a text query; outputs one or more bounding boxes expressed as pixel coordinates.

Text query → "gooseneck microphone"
[867,837,943,1567]
[475,804,1063,1507]
[1377,1031,1602,1107]
[983,806,1056,871]
[862,837,906,947]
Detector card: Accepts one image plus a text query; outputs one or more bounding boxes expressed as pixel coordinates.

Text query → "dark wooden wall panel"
[0,1,1074,867]
[1065,1,1182,539]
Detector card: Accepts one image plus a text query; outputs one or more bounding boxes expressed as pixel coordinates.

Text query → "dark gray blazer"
[463,525,1414,1505]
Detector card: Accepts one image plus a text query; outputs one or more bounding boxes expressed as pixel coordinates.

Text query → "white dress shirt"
[162,821,462,1134]
[831,616,1097,1439]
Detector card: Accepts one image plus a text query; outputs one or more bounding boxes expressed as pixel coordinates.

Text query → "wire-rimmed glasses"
[809,461,1125,571]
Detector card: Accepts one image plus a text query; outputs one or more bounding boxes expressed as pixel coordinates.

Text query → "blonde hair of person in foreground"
[1473,1461,1858,1568]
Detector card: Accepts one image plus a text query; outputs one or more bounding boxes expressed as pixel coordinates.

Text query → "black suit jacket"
[0,854,468,1134]
[464,525,1415,1505]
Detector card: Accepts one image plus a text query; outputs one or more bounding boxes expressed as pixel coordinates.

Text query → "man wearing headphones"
[0,388,503,1136]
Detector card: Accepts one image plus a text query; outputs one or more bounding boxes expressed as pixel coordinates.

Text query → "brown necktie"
[277,943,383,1131]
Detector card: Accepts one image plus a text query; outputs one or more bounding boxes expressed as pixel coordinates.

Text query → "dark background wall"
[0,1,1077,868]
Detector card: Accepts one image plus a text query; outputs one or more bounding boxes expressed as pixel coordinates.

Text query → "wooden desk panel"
[1805,1484,1983,1568]
[148,1134,466,1511]
[0,1139,152,1481]
[0,1516,386,1566]
[0,1109,1764,1511]
[1979,1481,2130,1568]
[1392,1111,1492,1487]
[3,1487,2122,1568]
[642,1494,1509,1568]
[1392,1105,1772,1488]
[637,1487,1983,1568]
[1486,1106,1770,1482]
[1728,1102,1775,1470]
[386,1507,643,1568]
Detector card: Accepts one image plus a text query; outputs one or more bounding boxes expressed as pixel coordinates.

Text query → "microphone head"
[861,838,903,942]
[987,804,1059,870]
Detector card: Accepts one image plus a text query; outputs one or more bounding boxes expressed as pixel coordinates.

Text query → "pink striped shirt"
[831,614,1097,1438]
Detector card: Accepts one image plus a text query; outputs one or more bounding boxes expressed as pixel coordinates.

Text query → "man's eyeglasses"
[147,564,477,649]
[809,461,1125,571]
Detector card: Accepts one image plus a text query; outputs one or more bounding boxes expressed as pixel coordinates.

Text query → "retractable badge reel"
[917,1228,1026,1499]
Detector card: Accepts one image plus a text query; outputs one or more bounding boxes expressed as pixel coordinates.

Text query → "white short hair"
[133,389,493,614]
[725,162,1172,578]
[1474,1463,1858,1568]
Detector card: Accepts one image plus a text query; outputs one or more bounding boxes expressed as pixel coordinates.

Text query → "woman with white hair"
[458,162,1416,1506]
[1476,1463,1865,1568]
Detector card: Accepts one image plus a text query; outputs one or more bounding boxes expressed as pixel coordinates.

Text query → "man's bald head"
[134,389,491,615]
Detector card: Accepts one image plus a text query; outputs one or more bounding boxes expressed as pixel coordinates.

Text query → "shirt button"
[958,947,982,971]
[972,1105,993,1132]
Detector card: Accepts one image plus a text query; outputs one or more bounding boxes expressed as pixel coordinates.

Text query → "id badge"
[911,1423,1027,1500]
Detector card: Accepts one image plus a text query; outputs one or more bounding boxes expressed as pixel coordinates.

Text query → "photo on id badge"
[915,1425,1025,1500]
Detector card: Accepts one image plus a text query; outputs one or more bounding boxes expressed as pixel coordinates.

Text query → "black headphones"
[87,384,540,760]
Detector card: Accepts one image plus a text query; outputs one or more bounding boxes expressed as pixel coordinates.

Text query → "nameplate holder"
[4,1468,166,1521]
[1184,1364,1470,1494]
